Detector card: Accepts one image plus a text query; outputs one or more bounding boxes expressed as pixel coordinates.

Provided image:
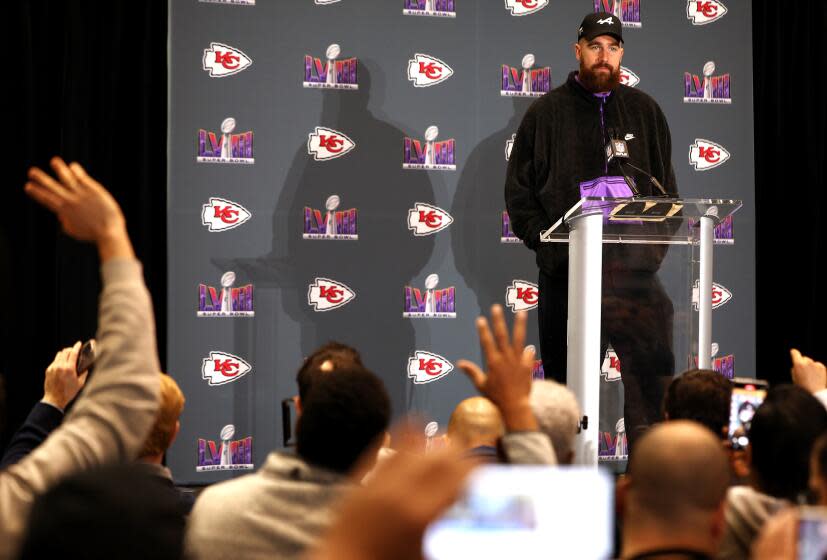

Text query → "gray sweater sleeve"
[0,258,160,558]
[500,431,558,465]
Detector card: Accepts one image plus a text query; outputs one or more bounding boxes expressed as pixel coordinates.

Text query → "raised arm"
[0,158,160,556]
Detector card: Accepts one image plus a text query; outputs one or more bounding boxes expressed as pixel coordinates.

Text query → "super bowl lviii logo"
[505,0,549,17]
[197,118,254,164]
[202,42,252,78]
[688,139,730,171]
[692,280,732,311]
[404,274,456,318]
[619,66,640,88]
[403,0,456,18]
[196,425,253,472]
[307,278,356,312]
[687,0,728,25]
[684,61,731,104]
[303,195,358,240]
[407,54,454,88]
[505,280,539,312]
[202,197,251,232]
[501,54,550,97]
[501,211,520,243]
[307,127,355,161]
[403,126,456,170]
[304,44,358,90]
[198,271,254,317]
[408,203,453,236]
[594,0,641,28]
[201,351,252,386]
[407,351,454,384]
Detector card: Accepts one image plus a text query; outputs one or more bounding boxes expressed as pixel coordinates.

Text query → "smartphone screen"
[728,383,767,450]
[423,466,613,560]
[798,508,827,560]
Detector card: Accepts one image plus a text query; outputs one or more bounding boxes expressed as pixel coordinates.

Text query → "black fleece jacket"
[505,71,678,277]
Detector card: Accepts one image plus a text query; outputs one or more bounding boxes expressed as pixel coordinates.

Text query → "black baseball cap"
[578,12,624,43]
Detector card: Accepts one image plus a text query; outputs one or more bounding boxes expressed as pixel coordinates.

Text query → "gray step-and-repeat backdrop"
[168,0,754,483]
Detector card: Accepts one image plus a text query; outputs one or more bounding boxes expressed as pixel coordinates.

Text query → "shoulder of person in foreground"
[0,158,161,555]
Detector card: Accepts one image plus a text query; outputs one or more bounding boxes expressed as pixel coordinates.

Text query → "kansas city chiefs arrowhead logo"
[504,0,549,16]
[307,127,356,161]
[202,42,253,78]
[689,139,730,171]
[619,66,640,88]
[307,278,356,311]
[601,347,622,382]
[407,54,454,88]
[407,350,454,384]
[407,203,453,236]
[202,197,252,232]
[686,0,728,25]
[505,133,515,161]
[505,280,539,312]
[202,351,252,386]
[692,280,732,310]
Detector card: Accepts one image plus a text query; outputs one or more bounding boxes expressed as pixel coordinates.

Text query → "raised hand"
[42,342,89,411]
[457,305,538,431]
[25,157,133,261]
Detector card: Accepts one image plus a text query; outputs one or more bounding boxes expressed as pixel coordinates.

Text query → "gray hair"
[529,380,581,464]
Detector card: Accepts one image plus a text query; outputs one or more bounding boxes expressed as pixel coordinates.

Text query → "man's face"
[575,35,623,93]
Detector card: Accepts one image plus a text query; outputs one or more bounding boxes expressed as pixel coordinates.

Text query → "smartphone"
[423,466,613,560]
[728,377,769,450]
[76,339,97,375]
[798,507,827,560]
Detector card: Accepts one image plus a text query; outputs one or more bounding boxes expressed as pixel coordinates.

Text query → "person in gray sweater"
[0,157,161,559]
[186,366,392,560]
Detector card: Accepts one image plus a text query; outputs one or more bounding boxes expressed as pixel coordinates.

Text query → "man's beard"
[578,61,621,93]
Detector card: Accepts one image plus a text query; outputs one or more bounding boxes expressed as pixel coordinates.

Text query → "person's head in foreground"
[530,379,580,464]
[809,433,827,506]
[17,464,186,560]
[663,369,732,440]
[296,365,391,477]
[446,396,504,459]
[617,420,730,559]
[138,373,185,464]
[295,341,363,413]
[749,385,827,501]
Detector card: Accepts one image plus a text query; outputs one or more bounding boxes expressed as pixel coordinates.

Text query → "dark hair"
[663,369,732,439]
[749,385,827,500]
[17,464,186,560]
[296,366,390,474]
[296,342,363,401]
[813,433,827,484]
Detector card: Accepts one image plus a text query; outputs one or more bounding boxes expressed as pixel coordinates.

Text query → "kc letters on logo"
[407,351,454,384]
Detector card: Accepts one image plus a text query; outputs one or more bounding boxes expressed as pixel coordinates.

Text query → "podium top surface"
[540,197,743,245]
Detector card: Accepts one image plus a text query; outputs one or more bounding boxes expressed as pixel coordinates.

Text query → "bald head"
[626,421,729,524]
[447,397,505,451]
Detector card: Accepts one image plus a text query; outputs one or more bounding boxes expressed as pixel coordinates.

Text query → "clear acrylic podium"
[540,197,742,467]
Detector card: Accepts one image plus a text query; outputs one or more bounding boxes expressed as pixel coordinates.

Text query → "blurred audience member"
[0,343,90,468]
[663,369,732,439]
[617,421,730,560]
[810,433,827,506]
[135,373,192,512]
[0,158,160,558]
[458,306,557,465]
[17,464,186,560]
[718,385,827,559]
[310,439,475,560]
[530,380,580,464]
[446,396,504,462]
[186,366,391,559]
[295,341,363,414]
